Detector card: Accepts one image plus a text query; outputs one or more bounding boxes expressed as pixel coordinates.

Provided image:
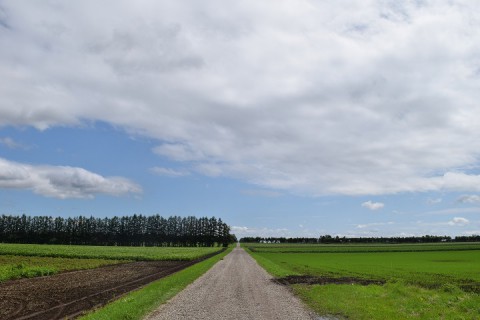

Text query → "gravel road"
[145,245,317,320]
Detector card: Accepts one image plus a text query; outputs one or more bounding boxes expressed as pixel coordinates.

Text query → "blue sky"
[1,1,480,238]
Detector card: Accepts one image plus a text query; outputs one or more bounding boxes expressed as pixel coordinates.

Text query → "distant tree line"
[454,235,480,242]
[239,235,479,243]
[0,214,236,247]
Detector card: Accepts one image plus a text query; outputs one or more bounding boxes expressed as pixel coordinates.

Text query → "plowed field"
[0,259,198,320]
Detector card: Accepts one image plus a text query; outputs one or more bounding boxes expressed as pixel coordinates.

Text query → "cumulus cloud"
[0,157,141,199]
[456,195,480,204]
[150,166,190,177]
[448,217,469,226]
[361,200,385,210]
[2,1,480,196]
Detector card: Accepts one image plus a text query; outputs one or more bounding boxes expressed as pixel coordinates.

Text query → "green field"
[0,243,222,261]
[0,255,125,282]
[248,242,480,253]
[246,243,480,319]
[0,243,224,282]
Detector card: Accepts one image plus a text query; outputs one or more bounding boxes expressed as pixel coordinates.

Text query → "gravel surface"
[145,246,317,320]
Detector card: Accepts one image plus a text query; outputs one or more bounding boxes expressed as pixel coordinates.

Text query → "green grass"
[79,246,233,320]
[0,243,223,261]
[295,282,480,320]
[0,255,126,282]
[245,243,480,319]
[251,251,480,289]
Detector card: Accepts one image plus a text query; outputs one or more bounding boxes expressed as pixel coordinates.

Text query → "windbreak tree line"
[0,214,236,247]
[240,235,478,243]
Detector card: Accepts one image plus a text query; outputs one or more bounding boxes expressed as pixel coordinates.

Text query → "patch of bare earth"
[276,275,385,286]
[0,259,199,320]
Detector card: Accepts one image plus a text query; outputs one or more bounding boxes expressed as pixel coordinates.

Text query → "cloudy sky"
[1,0,480,238]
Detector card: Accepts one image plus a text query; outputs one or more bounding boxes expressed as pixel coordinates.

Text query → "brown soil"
[275,275,385,286]
[0,250,224,320]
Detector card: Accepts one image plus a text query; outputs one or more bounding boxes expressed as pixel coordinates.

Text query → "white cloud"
[0,137,24,149]
[448,217,469,226]
[361,200,385,210]
[231,226,291,238]
[427,198,442,205]
[2,1,480,196]
[356,221,394,229]
[464,230,480,235]
[150,166,190,177]
[423,207,480,216]
[0,157,141,199]
[241,189,282,198]
[457,195,480,204]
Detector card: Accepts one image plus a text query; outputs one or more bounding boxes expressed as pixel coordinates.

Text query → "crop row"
[0,243,223,261]
[0,255,125,282]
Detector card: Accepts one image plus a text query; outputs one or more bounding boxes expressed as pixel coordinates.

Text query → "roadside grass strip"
[79,246,233,320]
[295,282,480,320]
[245,243,480,319]
[0,243,222,261]
[0,255,126,282]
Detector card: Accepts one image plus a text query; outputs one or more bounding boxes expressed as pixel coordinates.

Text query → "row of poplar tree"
[0,214,236,247]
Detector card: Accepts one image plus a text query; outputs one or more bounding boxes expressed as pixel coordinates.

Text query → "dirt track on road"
[146,246,316,320]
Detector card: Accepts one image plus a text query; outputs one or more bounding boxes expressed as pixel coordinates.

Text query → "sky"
[1,0,480,239]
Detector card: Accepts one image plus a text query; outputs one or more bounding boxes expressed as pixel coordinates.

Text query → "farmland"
[0,243,223,261]
[248,241,480,253]
[0,243,227,319]
[0,255,125,282]
[246,242,480,319]
[0,243,223,283]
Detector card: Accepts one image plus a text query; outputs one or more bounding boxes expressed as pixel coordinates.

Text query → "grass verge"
[79,246,233,320]
[294,282,480,320]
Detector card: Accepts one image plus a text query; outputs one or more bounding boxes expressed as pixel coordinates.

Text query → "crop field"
[248,242,480,253]
[0,243,226,319]
[0,243,223,261]
[0,255,125,282]
[0,243,224,283]
[246,243,480,319]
